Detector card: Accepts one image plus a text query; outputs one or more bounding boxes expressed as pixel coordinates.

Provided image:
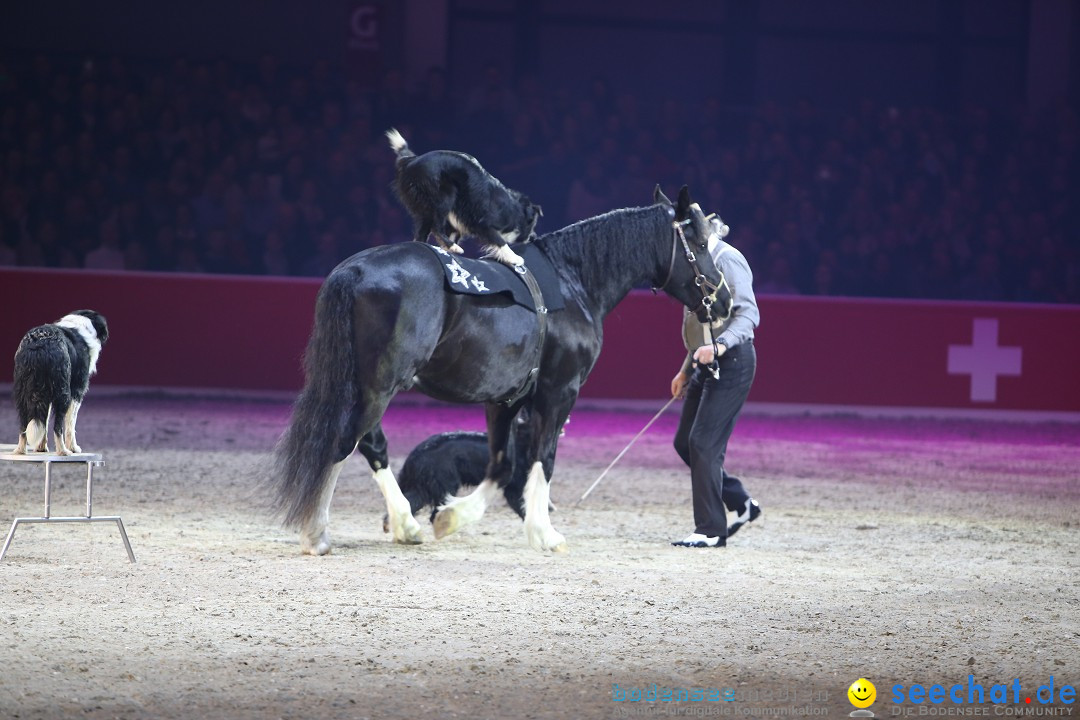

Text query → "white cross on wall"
[947,318,1022,403]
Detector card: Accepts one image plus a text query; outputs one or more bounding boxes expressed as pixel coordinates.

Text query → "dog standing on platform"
[386,128,542,266]
[12,310,109,455]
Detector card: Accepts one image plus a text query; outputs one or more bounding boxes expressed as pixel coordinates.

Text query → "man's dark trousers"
[673,342,757,539]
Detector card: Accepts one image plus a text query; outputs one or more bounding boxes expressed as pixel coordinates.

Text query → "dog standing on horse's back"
[386,128,542,266]
[12,310,109,455]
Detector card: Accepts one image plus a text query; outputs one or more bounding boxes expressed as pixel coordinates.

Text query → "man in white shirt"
[670,222,761,548]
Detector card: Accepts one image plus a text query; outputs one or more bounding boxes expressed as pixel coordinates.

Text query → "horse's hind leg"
[375,466,424,544]
[300,457,348,555]
[359,423,423,544]
[298,408,363,555]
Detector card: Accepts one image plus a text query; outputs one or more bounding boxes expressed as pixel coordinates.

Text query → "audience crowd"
[0,53,1077,303]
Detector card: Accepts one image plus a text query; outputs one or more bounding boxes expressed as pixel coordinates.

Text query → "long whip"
[575,396,678,505]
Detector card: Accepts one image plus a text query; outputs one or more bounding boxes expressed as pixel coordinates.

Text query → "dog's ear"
[675,185,692,220]
[95,315,109,345]
[653,185,672,207]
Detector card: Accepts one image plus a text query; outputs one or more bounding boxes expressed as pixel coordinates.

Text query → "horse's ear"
[675,185,692,219]
[653,185,672,206]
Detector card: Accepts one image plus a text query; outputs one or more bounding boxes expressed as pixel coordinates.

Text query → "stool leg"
[44,461,52,519]
[115,519,136,563]
[0,520,20,562]
[86,462,93,518]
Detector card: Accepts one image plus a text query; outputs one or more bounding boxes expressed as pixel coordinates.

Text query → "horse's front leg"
[433,403,518,539]
[522,410,569,553]
[523,460,567,553]
[360,424,423,545]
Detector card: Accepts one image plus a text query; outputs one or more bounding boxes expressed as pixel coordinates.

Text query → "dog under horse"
[271,186,731,554]
[383,417,536,532]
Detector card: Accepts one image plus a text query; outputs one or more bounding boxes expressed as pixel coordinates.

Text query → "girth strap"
[501,263,548,406]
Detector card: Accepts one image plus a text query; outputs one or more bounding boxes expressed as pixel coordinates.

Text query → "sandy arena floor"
[0,394,1077,719]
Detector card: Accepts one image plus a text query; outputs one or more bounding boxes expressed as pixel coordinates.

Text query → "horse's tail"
[271,269,360,528]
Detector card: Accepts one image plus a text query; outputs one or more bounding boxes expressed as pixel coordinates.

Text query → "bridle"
[655,218,732,323]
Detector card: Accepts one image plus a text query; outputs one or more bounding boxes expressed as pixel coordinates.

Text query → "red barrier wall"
[2,267,1079,412]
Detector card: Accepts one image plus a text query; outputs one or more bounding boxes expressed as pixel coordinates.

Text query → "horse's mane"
[535,205,669,295]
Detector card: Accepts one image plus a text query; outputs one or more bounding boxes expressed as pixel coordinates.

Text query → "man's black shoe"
[727,498,761,538]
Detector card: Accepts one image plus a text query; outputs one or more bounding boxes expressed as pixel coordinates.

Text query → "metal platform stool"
[0,448,135,562]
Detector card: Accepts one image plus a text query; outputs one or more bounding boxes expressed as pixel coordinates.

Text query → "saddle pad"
[428,243,565,312]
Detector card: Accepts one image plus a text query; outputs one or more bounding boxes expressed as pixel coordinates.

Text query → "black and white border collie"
[382,413,562,533]
[383,431,526,533]
[12,310,109,455]
[386,128,542,267]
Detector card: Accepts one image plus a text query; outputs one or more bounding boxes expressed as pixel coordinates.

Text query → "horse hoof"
[301,540,331,556]
[300,530,332,556]
[392,518,423,544]
[432,507,459,539]
[526,525,567,553]
[390,513,424,544]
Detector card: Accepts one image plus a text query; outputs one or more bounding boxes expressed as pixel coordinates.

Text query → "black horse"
[271,186,732,554]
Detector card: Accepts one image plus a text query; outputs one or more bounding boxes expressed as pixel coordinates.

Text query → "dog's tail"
[385,128,415,162]
[24,418,47,449]
[270,269,361,528]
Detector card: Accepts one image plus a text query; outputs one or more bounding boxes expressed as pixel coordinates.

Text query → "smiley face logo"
[848,678,876,708]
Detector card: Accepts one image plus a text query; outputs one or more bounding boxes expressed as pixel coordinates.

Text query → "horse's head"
[652,185,733,324]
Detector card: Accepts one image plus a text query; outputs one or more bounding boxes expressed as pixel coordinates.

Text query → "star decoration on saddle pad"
[470,276,489,292]
[446,259,471,288]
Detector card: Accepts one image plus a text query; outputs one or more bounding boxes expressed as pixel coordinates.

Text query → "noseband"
[656,219,732,322]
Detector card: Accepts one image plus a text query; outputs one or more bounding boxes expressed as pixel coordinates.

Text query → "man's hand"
[692,342,726,366]
[671,371,689,399]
